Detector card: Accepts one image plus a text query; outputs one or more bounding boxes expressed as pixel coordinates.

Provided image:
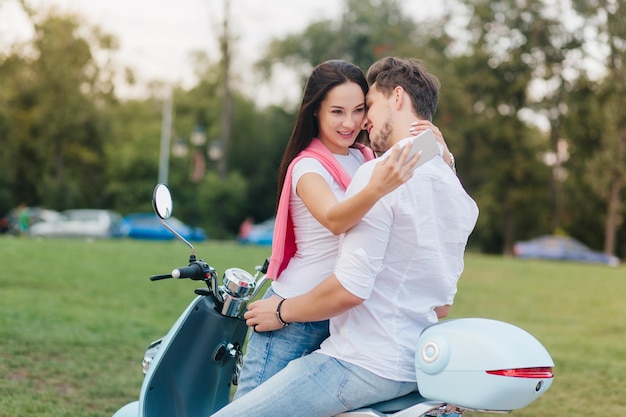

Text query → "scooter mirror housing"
[151,183,195,253]
[415,318,554,412]
[153,183,173,219]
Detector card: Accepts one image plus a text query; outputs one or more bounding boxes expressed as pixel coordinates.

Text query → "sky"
[0,0,444,104]
[0,0,345,104]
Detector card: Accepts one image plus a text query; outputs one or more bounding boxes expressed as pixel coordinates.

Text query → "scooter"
[113,183,555,417]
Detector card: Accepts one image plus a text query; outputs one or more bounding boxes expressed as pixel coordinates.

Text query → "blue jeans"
[212,352,417,417]
[233,287,330,400]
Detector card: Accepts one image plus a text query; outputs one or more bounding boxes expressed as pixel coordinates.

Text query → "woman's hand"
[368,143,420,197]
[408,120,453,167]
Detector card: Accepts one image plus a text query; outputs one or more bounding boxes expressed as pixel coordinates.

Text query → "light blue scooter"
[113,183,555,417]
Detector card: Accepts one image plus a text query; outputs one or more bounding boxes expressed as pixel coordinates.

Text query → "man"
[211,57,479,417]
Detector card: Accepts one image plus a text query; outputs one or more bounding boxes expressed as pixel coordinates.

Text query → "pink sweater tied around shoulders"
[266,138,375,279]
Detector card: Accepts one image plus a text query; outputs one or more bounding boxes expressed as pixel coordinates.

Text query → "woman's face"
[316,81,365,155]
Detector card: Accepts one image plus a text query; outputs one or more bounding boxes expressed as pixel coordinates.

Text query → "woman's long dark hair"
[275,60,368,209]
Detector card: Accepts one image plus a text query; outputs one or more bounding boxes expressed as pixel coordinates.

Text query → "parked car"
[239,217,274,246]
[122,213,206,242]
[29,209,125,239]
[1,206,63,234]
[513,235,620,267]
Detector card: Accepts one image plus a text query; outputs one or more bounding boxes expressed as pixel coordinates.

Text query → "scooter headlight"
[141,338,163,375]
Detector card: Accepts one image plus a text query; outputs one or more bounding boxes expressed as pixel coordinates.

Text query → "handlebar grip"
[150,274,173,281]
[261,258,270,274]
[171,264,204,280]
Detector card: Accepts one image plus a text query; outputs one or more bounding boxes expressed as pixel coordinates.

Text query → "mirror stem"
[159,218,195,255]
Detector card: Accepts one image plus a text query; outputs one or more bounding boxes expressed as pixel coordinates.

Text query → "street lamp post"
[189,126,206,231]
[158,91,173,184]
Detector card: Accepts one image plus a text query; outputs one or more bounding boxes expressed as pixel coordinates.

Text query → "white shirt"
[319,137,479,381]
[271,149,366,298]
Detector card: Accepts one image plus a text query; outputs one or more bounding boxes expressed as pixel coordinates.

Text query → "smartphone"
[402,128,440,167]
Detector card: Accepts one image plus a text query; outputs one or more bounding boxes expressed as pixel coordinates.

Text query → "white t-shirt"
[271,148,366,298]
[319,137,479,382]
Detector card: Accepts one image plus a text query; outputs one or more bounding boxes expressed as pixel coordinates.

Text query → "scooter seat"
[366,390,427,413]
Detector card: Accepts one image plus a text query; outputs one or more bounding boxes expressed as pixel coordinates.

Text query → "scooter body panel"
[112,401,138,417]
[137,295,248,417]
[334,397,445,416]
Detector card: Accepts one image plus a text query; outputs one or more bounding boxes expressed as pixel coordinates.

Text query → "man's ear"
[393,86,405,111]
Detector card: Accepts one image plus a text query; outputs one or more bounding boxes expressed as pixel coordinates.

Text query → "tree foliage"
[565,0,626,254]
[1,10,117,212]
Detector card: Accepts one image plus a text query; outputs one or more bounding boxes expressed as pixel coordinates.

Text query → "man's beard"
[370,121,393,153]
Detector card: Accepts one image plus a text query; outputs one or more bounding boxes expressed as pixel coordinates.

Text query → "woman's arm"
[297,144,418,235]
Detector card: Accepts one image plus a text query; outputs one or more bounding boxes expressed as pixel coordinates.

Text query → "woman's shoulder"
[292,157,330,183]
[293,156,326,171]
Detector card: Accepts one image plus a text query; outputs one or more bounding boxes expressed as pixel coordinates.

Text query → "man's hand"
[435,304,450,319]
[244,275,364,333]
[244,294,284,332]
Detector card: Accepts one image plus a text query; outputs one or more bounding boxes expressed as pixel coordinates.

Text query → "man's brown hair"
[366,57,440,121]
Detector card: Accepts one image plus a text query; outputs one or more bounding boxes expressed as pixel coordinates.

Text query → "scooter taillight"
[486,367,553,378]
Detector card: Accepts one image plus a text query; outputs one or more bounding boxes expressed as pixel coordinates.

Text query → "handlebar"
[149,258,270,303]
[149,260,215,282]
[148,257,271,318]
[171,263,205,280]
[150,273,173,281]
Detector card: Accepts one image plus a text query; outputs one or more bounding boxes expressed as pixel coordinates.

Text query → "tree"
[104,96,164,214]
[411,0,560,253]
[255,0,420,89]
[567,0,626,256]
[2,5,119,210]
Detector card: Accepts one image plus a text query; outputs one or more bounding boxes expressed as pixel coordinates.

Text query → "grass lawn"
[1,236,624,416]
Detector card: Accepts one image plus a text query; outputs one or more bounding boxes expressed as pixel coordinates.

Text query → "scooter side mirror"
[152,183,195,255]
[153,183,173,219]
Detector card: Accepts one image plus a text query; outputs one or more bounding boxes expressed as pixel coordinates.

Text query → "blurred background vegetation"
[0,0,624,258]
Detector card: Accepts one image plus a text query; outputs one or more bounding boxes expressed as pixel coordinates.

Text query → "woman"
[234,59,445,398]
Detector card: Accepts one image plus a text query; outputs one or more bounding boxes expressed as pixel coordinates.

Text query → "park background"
[1,0,624,258]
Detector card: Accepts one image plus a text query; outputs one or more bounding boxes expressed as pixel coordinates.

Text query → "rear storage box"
[415,318,554,411]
